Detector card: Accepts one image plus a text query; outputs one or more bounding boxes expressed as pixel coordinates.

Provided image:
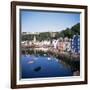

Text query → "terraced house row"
[21,34,80,54]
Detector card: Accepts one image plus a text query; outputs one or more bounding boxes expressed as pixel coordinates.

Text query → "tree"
[21,23,80,41]
[71,23,80,35]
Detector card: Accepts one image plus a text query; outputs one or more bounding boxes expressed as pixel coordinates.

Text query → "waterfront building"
[64,37,71,52]
[57,37,65,52]
[57,37,71,52]
[52,39,58,49]
[71,35,80,54]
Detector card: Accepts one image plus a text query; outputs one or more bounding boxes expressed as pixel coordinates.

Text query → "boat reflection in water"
[21,55,73,79]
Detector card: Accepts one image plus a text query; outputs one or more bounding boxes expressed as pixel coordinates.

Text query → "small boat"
[25,54,30,57]
[47,57,51,60]
[28,60,34,64]
[44,54,47,56]
[34,66,41,72]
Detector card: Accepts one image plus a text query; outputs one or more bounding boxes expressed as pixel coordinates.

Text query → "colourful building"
[57,37,65,52]
[64,37,71,52]
[71,35,80,54]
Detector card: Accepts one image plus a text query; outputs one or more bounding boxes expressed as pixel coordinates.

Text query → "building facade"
[71,35,80,54]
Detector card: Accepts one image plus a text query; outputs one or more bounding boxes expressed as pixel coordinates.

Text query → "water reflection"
[21,55,73,79]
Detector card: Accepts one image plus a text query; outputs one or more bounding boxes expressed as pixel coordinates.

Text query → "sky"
[21,10,80,33]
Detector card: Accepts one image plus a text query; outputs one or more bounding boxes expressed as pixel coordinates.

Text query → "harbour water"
[21,55,73,79]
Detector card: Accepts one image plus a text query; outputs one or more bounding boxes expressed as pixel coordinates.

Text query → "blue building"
[71,35,80,54]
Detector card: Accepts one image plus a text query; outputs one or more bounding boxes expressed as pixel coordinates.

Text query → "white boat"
[47,57,51,60]
[28,60,34,64]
